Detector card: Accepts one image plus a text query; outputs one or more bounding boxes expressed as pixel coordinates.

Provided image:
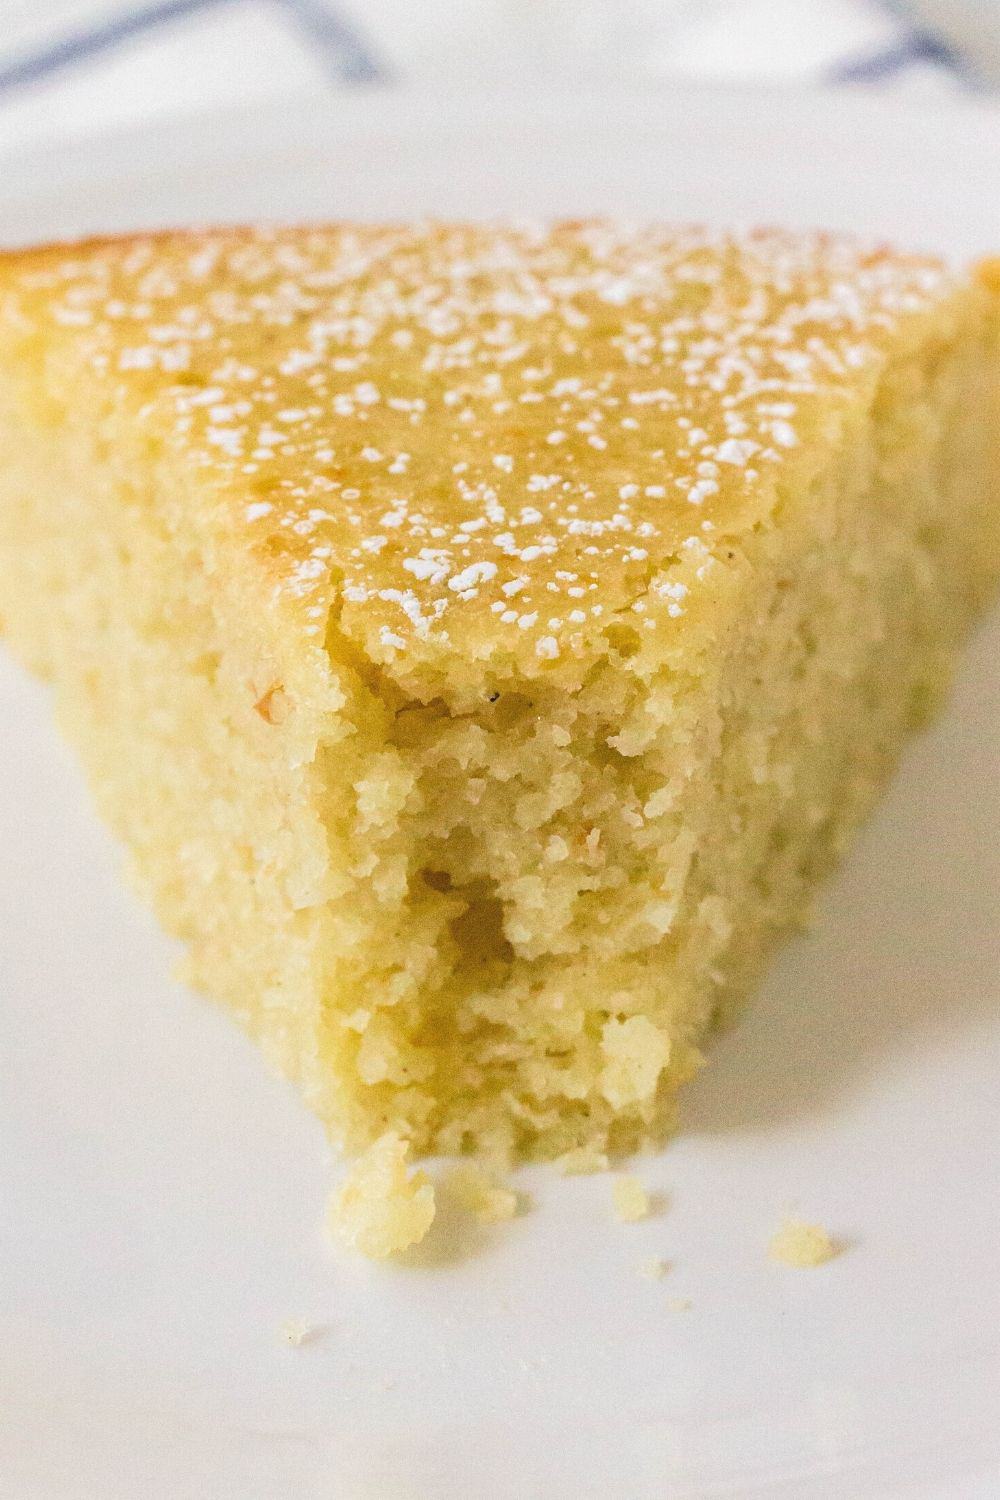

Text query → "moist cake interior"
[1,226,998,1164]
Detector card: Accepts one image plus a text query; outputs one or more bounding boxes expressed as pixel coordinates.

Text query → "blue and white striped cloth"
[0,0,993,157]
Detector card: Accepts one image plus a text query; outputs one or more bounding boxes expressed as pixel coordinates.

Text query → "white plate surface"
[1,87,999,1500]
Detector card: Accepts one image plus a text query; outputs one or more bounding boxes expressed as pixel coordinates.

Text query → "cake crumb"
[667,1296,692,1312]
[556,1146,609,1176]
[599,1015,672,1110]
[278,1319,315,1347]
[612,1175,652,1222]
[638,1256,669,1280]
[768,1216,840,1268]
[444,1164,520,1224]
[328,1131,436,1259]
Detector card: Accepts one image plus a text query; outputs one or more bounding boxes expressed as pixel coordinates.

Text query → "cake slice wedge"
[1,225,997,1168]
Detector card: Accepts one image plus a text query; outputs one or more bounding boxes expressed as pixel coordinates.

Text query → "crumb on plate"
[768,1216,840,1268]
[278,1319,315,1347]
[328,1131,435,1259]
[613,1175,652,1221]
[444,1163,520,1224]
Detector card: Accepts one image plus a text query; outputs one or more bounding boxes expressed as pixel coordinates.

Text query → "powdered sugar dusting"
[7,223,955,664]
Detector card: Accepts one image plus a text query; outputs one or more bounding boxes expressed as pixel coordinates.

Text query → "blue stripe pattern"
[827,31,968,85]
[0,0,971,100]
[0,0,386,96]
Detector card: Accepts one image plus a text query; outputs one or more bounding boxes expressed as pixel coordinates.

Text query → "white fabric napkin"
[0,0,977,159]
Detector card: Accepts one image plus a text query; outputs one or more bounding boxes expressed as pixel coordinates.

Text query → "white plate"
[1,87,999,1500]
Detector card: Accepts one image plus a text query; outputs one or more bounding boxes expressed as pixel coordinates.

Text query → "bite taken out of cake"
[1,224,998,1191]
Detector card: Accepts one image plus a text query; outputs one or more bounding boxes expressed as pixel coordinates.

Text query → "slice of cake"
[1,225,997,1169]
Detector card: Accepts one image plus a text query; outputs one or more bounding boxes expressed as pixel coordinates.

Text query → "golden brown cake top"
[0,223,965,689]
